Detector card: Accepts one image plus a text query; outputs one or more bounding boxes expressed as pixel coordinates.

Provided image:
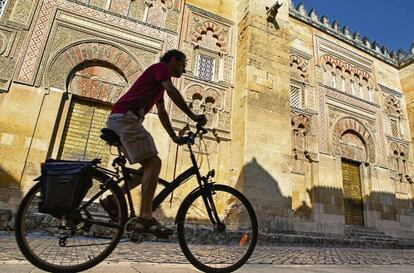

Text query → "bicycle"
[15,123,258,273]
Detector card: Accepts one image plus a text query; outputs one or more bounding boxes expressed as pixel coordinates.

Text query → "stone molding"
[379,84,403,99]
[289,2,413,68]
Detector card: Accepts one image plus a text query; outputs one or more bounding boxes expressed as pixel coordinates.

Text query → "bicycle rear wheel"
[176,184,258,273]
[15,173,127,273]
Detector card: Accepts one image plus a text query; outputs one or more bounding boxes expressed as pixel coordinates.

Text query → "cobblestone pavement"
[2,232,414,265]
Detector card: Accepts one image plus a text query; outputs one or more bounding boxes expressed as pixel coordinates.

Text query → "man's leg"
[121,167,144,194]
[139,156,162,219]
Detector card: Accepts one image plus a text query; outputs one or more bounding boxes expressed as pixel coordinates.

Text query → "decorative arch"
[332,117,375,163]
[322,54,371,80]
[389,142,409,175]
[45,40,143,91]
[385,95,402,116]
[183,84,224,128]
[205,88,223,109]
[185,84,204,115]
[190,21,228,54]
[290,55,308,81]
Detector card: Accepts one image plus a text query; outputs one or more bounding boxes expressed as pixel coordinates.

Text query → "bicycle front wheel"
[176,184,258,273]
[15,174,127,273]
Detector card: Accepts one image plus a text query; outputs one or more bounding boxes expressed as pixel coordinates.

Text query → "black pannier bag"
[38,159,93,217]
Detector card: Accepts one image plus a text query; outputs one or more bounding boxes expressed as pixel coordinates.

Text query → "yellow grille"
[58,99,111,166]
[342,160,364,226]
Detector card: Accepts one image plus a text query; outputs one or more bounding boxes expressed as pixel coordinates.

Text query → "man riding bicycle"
[101,50,207,236]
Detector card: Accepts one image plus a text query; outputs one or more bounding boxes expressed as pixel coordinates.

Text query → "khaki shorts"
[107,111,158,164]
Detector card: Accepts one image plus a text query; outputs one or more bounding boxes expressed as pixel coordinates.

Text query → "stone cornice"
[289,1,414,69]
[379,84,403,98]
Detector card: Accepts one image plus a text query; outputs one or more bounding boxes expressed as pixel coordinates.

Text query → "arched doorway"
[339,130,366,225]
[333,118,375,226]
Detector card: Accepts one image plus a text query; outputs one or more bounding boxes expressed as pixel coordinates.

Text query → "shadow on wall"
[308,186,414,221]
[235,157,292,232]
[0,165,22,229]
[0,165,19,190]
[235,158,414,234]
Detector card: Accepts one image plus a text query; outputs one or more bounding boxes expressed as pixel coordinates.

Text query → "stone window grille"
[390,119,400,138]
[290,85,301,109]
[0,0,7,16]
[197,54,215,81]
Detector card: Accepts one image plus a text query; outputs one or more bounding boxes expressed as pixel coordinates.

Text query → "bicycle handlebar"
[179,123,220,145]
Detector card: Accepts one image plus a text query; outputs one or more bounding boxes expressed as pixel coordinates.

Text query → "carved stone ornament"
[290,54,309,82]
[332,117,375,163]
[45,41,142,91]
[190,21,228,54]
[384,95,402,116]
[0,31,6,55]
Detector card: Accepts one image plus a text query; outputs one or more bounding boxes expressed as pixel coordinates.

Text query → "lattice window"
[58,99,111,167]
[290,86,301,109]
[197,54,215,81]
[0,0,7,16]
[391,119,399,138]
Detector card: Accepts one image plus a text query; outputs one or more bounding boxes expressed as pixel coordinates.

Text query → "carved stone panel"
[181,5,234,84]
[0,26,17,92]
[109,0,130,16]
[388,141,411,181]
[290,54,309,83]
[171,80,231,132]
[384,94,403,117]
[0,56,16,92]
[16,0,179,85]
[5,0,37,27]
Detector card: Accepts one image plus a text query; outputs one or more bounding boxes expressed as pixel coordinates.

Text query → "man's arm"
[156,100,177,141]
[162,79,197,121]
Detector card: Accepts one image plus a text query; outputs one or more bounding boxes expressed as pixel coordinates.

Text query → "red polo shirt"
[111,62,171,116]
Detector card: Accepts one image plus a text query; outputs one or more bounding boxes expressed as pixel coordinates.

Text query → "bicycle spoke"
[15,179,125,272]
[177,184,258,272]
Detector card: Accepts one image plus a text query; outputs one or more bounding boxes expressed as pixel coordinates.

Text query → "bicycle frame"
[78,126,222,228]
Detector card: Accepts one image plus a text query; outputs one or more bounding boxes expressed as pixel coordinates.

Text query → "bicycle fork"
[201,183,225,231]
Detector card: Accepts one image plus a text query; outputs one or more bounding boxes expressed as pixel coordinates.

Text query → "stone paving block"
[131,264,199,273]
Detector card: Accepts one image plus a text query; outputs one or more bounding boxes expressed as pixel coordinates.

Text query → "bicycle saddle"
[100,128,121,146]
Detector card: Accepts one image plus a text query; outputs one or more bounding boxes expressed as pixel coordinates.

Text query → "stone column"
[232,0,292,231]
